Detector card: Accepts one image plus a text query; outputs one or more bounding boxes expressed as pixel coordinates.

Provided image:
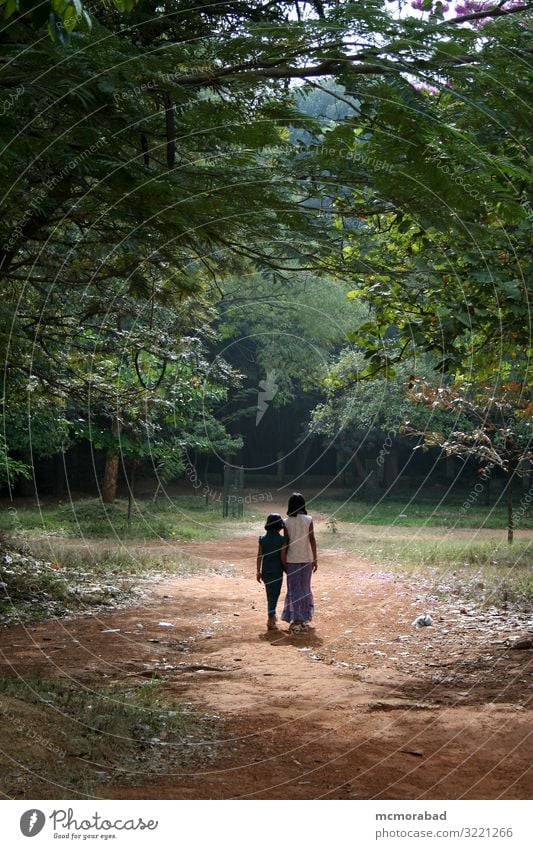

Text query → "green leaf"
[48,9,70,44]
[63,3,78,31]
[3,0,18,18]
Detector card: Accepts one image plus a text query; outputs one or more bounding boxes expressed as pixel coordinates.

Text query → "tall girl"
[281,492,318,634]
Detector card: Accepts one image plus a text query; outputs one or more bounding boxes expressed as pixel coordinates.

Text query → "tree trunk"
[484,474,491,507]
[127,462,136,525]
[298,438,313,475]
[53,451,67,497]
[102,453,119,503]
[17,452,35,497]
[349,450,367,481]
[204,454,210,504]
[101,419,121,503]
[506,462,516,545]
[384,446,399,489]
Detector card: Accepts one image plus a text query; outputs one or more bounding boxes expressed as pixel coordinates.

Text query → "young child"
[256,513,286,630]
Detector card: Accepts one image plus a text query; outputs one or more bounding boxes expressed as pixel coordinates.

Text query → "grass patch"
[0,496,241,541]
[0,673,217,798]
[24,541,213,578]
[313,493,533,531]
[327,528,533,608]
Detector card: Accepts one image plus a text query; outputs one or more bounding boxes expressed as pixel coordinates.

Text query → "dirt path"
[1,525,532,799]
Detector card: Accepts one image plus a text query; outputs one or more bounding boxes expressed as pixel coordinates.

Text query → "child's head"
[264,513,284,532]
[287,492,307,516]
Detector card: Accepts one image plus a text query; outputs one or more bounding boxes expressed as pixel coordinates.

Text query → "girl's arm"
[280,538,287,567]
[281,525,289,568]
[256,543,263,582]
[309,521,318,572]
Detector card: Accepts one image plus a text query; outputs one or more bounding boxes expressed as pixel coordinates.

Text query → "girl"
[282,492,318,634]
[256,513,286,630]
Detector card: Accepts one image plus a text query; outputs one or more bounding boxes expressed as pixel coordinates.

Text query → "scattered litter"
[233,613,240,617]
[177,663,236,673]
[101,628,120,633]
[158,622,174,628]
[400,749,424,757]
[147,638,160,643]
[412,614,433,628]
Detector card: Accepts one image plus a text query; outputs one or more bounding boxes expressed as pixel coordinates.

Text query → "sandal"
[267,616,277,630]
[289,623,302,634]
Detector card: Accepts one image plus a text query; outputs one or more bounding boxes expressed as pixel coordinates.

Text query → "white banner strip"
[3,799,531,849]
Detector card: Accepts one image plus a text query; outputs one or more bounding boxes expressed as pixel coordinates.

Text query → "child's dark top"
[258,529,285,579]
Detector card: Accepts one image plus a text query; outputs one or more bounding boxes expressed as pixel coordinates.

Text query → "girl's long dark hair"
[287,492,307,516]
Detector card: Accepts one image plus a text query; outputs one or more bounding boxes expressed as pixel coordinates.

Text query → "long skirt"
[281,562,314,623]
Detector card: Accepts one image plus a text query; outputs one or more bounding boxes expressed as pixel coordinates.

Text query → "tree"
[0,1,327,492]
[309,347,445,492]
[2,0,531,496]
[321,7,532,377]
[407,377,533,542]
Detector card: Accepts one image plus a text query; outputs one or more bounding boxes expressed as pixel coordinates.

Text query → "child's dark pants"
[262,569,283,617]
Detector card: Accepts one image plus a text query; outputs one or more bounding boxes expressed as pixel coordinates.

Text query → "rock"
[412,614,433,628]
[368,700,436,712]
[509,633,533,650]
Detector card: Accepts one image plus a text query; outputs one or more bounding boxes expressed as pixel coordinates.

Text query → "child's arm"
[256,542,263,583]
[309,521,318,572]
